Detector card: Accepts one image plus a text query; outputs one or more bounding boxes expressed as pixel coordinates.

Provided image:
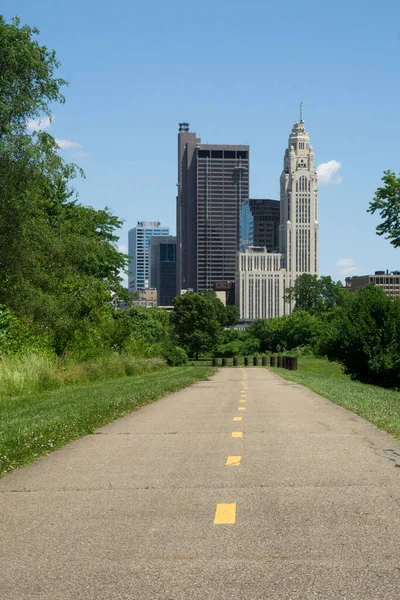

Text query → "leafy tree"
[0,16,129,357]
[198,291,226,325]
[171,293,222,359]
[224,304,240,326]
[321,285,400,387]
[0,16,66,140]
[249,311,322,353]
[285,274,348,315]
[368,170,400,247]
[111,307,169,352]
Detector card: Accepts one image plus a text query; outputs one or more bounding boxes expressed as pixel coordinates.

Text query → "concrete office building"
[346,271,400,297]
[128,221,169,292]
[176,122,249,294]
[149,236,177,306]
[237,107,319,319]
[239,198,280,252]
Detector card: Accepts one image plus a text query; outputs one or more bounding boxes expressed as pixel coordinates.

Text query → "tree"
[0,16,129,357]
[368,170,400,247]
[320,285,400,388]
[0,16,66,140]
[285,274,348,315]
[224,305,240,326]
[171,293,222,359]
[249,311,322,353]
[111,306,169,353]
[198,291,226,325]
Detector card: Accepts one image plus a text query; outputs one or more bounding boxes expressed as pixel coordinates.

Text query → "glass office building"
[128,221,170,291]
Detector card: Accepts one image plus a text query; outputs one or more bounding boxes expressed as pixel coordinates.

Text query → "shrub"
[321,285,400,388]
[163,345,188,366]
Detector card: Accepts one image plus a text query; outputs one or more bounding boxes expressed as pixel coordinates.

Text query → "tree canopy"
[368,170,400,247]
[0,16,128,358]
[171,293,222,359]
[285,274,348,315]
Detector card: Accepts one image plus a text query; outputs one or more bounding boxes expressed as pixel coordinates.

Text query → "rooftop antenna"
[300,102,304,123]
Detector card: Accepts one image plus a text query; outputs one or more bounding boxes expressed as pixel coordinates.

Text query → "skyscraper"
[239,198,280,252]
[176,123,249,293]
[237,107,319,319]
[279,106,318,276]
[128,221,170,292]
[149,236,177,306]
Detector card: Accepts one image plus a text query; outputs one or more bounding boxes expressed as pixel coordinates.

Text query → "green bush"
[320,285,400,388]
[249,311,322,353]
[163,345,188,366]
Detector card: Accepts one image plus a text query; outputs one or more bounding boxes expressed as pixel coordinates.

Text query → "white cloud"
[334,258,361,276]
[26,114,54,131]
[55,138,82,150]
[26,115,86,154]
[317,160,342,185]
[118,245,128,253]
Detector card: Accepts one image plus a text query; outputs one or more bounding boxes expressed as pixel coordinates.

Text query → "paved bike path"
[1,368,400,599]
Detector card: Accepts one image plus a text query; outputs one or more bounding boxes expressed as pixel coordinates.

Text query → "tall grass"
[0,352,165,397]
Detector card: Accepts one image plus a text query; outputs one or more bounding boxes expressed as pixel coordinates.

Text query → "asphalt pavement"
[1,368,400,599]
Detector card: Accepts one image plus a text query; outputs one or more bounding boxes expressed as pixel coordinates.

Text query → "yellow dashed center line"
[233,416,242,421]
[238,407,245,411]
[232,431,243,438]
[214,503,236,524]
[225,455,241,466]
[239,399,246,403]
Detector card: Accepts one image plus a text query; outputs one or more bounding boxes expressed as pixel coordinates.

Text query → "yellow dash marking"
[238,407,245,411]
[239,399,246,403]
[232,432,243,438]
[233,417,242,421]
[214,503,236,524]
[225,456,241,466]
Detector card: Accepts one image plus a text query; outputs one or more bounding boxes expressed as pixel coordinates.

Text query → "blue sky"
[4,0,400,281]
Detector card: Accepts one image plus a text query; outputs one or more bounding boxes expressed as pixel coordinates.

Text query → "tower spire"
[300,102,304,124]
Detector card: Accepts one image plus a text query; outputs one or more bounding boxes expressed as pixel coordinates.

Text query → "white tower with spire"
[236,106,319,319]
[280,103,319,277]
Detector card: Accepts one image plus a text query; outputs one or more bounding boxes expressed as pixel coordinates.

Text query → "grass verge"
[271,356,400,438]
[0,352,166,396]
[0,366,214,478]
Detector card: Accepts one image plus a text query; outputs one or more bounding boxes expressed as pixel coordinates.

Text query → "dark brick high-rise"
[176,123,249,293]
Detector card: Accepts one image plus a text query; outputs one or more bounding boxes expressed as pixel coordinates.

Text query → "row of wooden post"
[211,356,298,370]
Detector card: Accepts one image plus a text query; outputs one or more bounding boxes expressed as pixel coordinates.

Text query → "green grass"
[271,356,400,438]
[0,352,166,396]
[0,366,214,478]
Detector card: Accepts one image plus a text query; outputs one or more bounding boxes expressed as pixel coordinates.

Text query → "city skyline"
[6,0,400,283]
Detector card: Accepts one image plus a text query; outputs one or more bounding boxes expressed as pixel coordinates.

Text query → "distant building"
[214,280,235,306]
[132,289,158,308]
[128,221,169,291]
[149,236,177,306]
[346,271,400,298]
[237,107,319,320]
[176,123,249,293]
[236,247,285,319]
[240,198,280,252]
